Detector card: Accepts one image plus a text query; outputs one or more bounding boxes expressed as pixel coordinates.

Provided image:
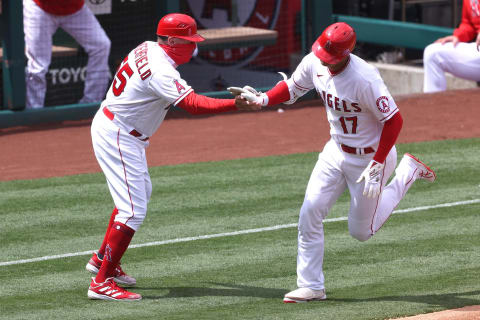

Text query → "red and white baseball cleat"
[85,252,137,286]
[88,277,141,301]
[283,287,327,303]
[402,153,436,182]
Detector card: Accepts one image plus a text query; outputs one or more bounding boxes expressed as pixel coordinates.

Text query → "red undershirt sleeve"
[373,112,403,164]
[266,81,291,106]
[177,91,237,115]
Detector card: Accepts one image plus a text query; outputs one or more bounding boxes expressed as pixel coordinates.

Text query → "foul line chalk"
[1,199,479,267]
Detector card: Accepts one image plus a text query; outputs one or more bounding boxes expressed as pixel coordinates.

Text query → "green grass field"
[1,138,479,320]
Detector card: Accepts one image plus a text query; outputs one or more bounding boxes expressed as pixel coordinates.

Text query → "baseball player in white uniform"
[23,0,111,108]
[423,0,480,92]
[86,13,260,301]
[230,22,436,303]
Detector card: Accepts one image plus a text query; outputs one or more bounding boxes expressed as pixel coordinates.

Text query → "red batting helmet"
[156,13,205,42]
[312,22,356,64]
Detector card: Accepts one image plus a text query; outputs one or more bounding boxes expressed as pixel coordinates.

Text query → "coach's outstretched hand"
[235,95,262,111]
[229,86,266,110]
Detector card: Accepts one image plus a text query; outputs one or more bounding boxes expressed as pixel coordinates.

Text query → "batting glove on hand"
[356,160,385,198]
[227,86,247,96]
[227,86,268,106]
[227,86,260,96]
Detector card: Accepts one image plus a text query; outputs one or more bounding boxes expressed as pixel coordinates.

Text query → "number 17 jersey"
[287,53,399,149]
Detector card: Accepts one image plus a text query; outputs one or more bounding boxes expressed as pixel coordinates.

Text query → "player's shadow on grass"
[138,282,287,300]
[329,289,480,309]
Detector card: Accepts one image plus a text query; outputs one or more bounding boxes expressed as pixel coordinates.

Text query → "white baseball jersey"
[286,53,398,150]
[103,41,193,138]
[91,41,194,231]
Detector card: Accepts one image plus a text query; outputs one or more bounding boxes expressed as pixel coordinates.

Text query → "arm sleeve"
[373,112,403,164]
[265,81,291,106]
[177,91,237,115]
[453,1,477,42]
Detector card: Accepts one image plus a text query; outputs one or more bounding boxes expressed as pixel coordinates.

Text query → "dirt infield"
[0,88,479,319]
[390,306,480,320]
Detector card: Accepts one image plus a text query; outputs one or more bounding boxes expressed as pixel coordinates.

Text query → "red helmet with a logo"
[312,22,356,64]
[156,13,205,42]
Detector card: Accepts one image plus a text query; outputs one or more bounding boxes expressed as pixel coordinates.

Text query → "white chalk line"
[1,199,479,267]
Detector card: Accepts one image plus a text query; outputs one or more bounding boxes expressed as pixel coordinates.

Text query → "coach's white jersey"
[102,41,192,137]
[286,53,398,149]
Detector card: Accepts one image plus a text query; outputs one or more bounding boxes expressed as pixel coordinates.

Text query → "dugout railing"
[0,0,453,129]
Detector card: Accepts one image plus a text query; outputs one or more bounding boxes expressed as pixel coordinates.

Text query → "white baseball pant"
[296,139,420,290]
[23,0,111,108]
[91,109,152,231]
[423,42,480,93]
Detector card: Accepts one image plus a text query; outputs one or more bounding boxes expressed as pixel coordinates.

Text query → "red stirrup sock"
[95,222,135,283]
[97,207,118,258]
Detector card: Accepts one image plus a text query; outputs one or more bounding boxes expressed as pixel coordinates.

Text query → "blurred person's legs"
[23,0,58,109]
[423,42,480,93]
[59,5,111,104]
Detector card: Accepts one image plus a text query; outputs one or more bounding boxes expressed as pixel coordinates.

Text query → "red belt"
[103,107,149,141]
[340,144,374,155]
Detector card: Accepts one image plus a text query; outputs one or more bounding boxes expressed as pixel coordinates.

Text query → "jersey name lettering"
[321,90,361,112]
[134,42,152,81]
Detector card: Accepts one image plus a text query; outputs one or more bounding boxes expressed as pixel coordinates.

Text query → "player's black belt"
[340,144,375,155]
[103,107,149,141]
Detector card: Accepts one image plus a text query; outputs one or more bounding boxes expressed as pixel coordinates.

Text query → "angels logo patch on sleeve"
[174,79,185,94]
[376,96,390,113]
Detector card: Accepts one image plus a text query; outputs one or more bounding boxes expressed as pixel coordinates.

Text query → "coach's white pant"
[91,110,152,231]
[423,42,480,93]
[23,0,111,108]
[296,139,419,290]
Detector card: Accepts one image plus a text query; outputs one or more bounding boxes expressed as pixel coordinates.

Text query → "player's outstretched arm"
[177,91,261,114]
[228,80,291,107]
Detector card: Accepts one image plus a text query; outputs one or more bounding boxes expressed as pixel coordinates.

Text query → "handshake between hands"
[227,86,266,111]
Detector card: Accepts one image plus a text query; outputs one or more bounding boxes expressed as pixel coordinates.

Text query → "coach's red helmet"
[156,13,205,42]
[312,22,356,64]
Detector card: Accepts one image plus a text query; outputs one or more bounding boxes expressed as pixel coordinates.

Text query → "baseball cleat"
[283,288,327,303]
[86,252,137,286]
[402,153,436,182]
[88,277,141,301]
